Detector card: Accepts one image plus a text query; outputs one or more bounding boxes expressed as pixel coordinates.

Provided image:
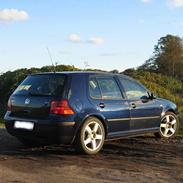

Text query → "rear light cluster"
[50,99,75,115]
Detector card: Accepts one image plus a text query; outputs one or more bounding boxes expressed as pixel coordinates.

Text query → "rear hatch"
[9,74,67,119]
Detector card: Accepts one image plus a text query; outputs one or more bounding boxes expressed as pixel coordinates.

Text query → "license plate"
[14,121,34,130]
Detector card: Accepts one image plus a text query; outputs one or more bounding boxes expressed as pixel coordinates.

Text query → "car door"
[118,76,162,131]
[88,75,130,136]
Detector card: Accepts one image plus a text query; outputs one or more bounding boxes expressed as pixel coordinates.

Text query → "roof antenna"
[46,47,56,73]
[84,61,90,70]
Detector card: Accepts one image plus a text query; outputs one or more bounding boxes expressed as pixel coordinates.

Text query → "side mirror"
[140,95,149,103]
[148,92,156,100]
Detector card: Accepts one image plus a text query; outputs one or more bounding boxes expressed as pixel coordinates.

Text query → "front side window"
[119,77,148,100]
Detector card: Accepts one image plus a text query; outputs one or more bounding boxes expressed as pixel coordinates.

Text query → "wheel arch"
[72,113,108,144]
[167,109,176,114]
[88,114,108,138]
[164,108,178,116]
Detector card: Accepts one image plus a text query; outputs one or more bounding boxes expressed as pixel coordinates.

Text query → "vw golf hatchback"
[4,72,179,154]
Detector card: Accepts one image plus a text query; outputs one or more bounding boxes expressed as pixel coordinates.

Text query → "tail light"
[50,99,75,115]
[7,99,12,111]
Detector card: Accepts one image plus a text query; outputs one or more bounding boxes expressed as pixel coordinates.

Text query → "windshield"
[13,74,66,96]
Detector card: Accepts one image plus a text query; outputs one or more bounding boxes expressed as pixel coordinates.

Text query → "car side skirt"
[107,127,159,140]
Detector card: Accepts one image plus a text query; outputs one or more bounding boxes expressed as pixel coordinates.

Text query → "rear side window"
[89,76,122,100]
[89,78,102,99]
[13,74,66,96]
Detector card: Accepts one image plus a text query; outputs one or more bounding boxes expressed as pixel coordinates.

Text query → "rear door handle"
[98,103,105,109]
[131,103,136,109]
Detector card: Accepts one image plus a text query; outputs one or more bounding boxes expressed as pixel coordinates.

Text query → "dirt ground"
[0,128,183,183]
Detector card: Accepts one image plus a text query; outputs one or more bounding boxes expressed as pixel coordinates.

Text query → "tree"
[110,69,119,74]
[139,35,183,78]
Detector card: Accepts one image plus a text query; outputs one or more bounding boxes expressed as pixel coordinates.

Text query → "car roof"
[31,71,107,75]
[31,71,124,76]
[30,71,134,81]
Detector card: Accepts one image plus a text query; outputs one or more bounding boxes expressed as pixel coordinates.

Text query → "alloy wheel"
[83,121,104,152]
[160,114,177,138]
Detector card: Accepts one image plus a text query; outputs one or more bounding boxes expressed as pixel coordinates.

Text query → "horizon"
[0,63,124,74]
[1,0,183,72]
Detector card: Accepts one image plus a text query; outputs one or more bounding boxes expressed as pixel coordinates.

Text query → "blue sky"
[0,0,183,72]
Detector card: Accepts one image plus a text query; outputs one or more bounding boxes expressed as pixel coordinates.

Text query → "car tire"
[154,112,179,139]
[74,117,105,155]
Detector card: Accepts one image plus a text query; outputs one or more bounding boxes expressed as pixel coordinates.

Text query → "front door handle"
[131,103,136,109]
[98,103,105,109]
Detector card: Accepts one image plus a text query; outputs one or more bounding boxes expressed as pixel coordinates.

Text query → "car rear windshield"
[13,74,66,96]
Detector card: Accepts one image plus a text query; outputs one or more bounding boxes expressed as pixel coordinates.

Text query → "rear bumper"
[4,112,76,144]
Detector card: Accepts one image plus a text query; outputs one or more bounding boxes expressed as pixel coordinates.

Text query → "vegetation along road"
[0,127,183,183]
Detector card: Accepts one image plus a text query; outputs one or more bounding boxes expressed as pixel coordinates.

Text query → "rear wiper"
[28,92,52,96]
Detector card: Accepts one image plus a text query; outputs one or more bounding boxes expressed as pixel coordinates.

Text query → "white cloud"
[0,9,29,23]
[88,37,104,45]
[68,34,105,45]
[168,0,183,7]
[141,0,151,3]
[68,34,81,43]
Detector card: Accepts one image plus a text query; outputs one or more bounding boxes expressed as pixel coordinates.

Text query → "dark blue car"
[4,72,179,154]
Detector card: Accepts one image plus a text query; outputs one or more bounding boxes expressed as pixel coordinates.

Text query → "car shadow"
[0,128,180,159]
[0,128,77,157]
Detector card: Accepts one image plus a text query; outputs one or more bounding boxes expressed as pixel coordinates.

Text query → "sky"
[0,0,183,72]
